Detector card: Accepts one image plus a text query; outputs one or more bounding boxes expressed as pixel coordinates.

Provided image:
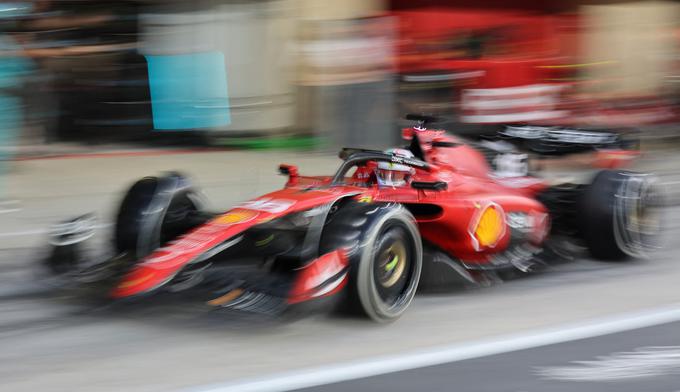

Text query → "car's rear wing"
[496,125,640,156]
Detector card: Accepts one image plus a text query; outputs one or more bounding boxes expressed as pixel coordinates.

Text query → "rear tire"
[579,170,662,260]
[320,202,423,322]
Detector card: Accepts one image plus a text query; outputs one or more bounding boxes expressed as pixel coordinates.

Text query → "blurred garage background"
[2,0,679,153]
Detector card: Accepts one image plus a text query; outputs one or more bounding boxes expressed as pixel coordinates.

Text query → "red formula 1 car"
[44,116,661,322]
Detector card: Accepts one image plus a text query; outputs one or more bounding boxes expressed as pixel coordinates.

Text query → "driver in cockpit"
[375,148,415,188]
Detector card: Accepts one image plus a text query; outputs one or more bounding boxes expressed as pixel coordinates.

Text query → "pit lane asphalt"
[294,319,680,392]
[1,150,679,392]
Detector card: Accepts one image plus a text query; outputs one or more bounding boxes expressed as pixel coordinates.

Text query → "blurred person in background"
[0,2,34,203]
[17,0,142,143]
[298,16,396,149]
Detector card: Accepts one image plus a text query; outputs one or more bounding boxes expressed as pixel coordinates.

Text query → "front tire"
[115,172,208,259]
[321,202,423,322]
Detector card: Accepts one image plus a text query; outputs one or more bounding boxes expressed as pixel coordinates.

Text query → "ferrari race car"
[43,115,662,322]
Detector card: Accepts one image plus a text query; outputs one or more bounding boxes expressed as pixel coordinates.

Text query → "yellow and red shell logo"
[469,203,506,251]
[215,209,259,225]
[357,195,373,203]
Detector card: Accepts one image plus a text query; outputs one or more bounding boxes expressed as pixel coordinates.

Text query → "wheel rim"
[160,192,200,245]
[633,180,663,236]
[372,226,413,306]
[377,242,407,288]
[614,174,663,257]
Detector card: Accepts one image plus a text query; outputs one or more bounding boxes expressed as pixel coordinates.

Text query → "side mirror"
[278,164,299,177]
[411,181,447,191]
